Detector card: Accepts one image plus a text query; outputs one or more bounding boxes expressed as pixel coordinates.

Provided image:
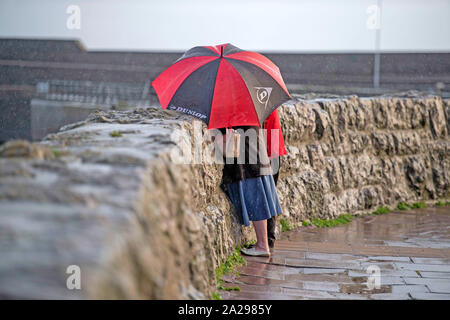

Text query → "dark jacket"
[219,126,272,185]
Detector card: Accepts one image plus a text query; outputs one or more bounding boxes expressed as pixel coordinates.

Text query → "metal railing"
[35,79,156,106]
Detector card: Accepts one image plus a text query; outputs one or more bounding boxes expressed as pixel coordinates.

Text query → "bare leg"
[252,220,270,253]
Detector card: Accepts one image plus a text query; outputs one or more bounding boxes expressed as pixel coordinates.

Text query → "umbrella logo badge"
[255,87,273,108]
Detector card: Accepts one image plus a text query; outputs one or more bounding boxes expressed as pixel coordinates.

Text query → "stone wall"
[278,94,449,221]
[0,94,448,299]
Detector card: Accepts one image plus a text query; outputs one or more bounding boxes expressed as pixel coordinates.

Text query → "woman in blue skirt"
[218,126,282,257]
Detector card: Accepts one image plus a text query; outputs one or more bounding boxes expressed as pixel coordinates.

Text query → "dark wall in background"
[1,38,449,94]
[0,38,449,143]
[0,90,32,142]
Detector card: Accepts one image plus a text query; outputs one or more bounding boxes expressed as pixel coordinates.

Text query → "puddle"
[224,207,450,300]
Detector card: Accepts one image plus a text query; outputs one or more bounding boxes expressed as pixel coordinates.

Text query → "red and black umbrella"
[152,43,291,129]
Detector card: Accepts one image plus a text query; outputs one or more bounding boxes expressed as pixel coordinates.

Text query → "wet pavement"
[221,206,450,300]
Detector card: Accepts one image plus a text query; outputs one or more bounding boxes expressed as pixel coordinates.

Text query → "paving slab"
[409,292,450,300]
[223,207,450,300]
[410,257,450,265]
[394,262,450,273]
[402,277,450,294]
[285,257,361,270]
[303,268,347,275]
[348,269,419,278]
[419,271,450,279]
[366,256,412,262]
[305,252,365,262]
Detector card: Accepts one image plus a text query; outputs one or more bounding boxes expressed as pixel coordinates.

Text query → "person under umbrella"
[244,109,287,252]
[152,43,291,256]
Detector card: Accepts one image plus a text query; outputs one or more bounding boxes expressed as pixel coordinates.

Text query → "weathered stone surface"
[0,94,448,299]
[0,140,55,160]
[277,94,449,224]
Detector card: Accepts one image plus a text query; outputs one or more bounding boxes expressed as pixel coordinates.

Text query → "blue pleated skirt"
[226,175,282,227]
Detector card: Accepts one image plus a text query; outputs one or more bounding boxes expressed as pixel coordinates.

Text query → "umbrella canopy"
[152,43,291,129]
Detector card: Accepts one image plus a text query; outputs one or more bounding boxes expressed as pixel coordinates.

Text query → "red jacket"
[264,109,287,159]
